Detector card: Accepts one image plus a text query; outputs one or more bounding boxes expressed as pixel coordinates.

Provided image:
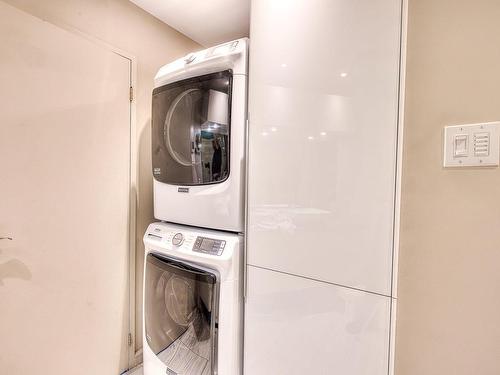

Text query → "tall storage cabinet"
[245,0,403,374]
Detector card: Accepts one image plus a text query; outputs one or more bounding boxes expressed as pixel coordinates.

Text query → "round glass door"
[145,254,218,375]
[152,70,232,186]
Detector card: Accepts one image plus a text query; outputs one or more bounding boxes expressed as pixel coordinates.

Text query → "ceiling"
[130,0,250,47]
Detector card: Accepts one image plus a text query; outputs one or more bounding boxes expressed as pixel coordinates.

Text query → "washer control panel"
[193,236,226,256]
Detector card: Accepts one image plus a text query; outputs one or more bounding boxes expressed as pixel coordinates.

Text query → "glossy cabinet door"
[244,266,391,375]
[247,0,402,296]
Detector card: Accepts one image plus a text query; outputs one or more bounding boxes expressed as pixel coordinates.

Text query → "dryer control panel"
[193,236,226,256]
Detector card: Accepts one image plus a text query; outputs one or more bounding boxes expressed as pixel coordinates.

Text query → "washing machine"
[143,222,243,375]
[151,38,248,232]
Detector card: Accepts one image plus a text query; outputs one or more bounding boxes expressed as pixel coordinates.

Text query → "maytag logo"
[166,368,178,375]
[178,187,189,193]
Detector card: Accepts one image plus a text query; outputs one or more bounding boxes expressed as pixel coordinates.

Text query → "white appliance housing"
[143,222,243,375]
[152,38,248,232]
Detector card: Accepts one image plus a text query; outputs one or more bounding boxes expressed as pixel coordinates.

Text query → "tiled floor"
[125,360,211,375]
[123,365,143,375]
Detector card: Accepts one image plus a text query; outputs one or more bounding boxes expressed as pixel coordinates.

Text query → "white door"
[0,3,131,374]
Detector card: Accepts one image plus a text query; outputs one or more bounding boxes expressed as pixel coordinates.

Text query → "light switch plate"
[444,122,500,167]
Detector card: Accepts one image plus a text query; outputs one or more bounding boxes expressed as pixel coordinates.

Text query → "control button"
[172,233,184,246]
[184,54,196,64]
[474,132,490,156]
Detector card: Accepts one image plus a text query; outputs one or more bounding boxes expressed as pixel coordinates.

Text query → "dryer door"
[145,253,218,375]
[152,70,232,186]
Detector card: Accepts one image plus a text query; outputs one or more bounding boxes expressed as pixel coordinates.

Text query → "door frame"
[11,10,141,370]
[388,0,408,374]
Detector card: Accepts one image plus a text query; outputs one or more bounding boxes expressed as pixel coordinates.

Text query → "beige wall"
[395,0,500,374]
[2,0,200,364]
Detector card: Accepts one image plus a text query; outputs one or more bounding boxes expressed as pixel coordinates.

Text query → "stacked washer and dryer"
[142,39,248,375]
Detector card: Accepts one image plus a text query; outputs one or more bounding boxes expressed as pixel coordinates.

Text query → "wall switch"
[444,122,499,167]
[453,134,468,157]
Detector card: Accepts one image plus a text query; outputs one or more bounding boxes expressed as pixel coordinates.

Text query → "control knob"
[172,233,184,246]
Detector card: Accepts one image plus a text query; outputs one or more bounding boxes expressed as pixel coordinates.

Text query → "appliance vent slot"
[147,233,162,240]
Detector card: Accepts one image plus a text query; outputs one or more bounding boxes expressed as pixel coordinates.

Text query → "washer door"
[152,70,232,186]
[145,253,218,375]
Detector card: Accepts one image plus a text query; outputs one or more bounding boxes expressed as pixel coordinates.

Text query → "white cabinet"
[245,0,402,373]
[244,266,391,375]
[247,0,402,296]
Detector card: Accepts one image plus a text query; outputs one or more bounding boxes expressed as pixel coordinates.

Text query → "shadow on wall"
[134,118,155,353]
[0,240,32,285]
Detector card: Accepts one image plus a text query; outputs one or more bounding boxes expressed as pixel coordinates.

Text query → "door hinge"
[129,86,134,102]
[128,333,133,346]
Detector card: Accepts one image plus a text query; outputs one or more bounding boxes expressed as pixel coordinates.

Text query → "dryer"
[151,38,248,232]
[143,222,243,375]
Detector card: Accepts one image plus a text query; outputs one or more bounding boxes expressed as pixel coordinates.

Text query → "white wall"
[245,0,402,373]
[396,0,500,374]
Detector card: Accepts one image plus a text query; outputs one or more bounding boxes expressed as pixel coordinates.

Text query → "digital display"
[200,238,215,251]
[193,236,225,255]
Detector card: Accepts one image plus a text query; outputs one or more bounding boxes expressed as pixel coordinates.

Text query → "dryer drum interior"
[152,70,233,186]
[145,253,219,375]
